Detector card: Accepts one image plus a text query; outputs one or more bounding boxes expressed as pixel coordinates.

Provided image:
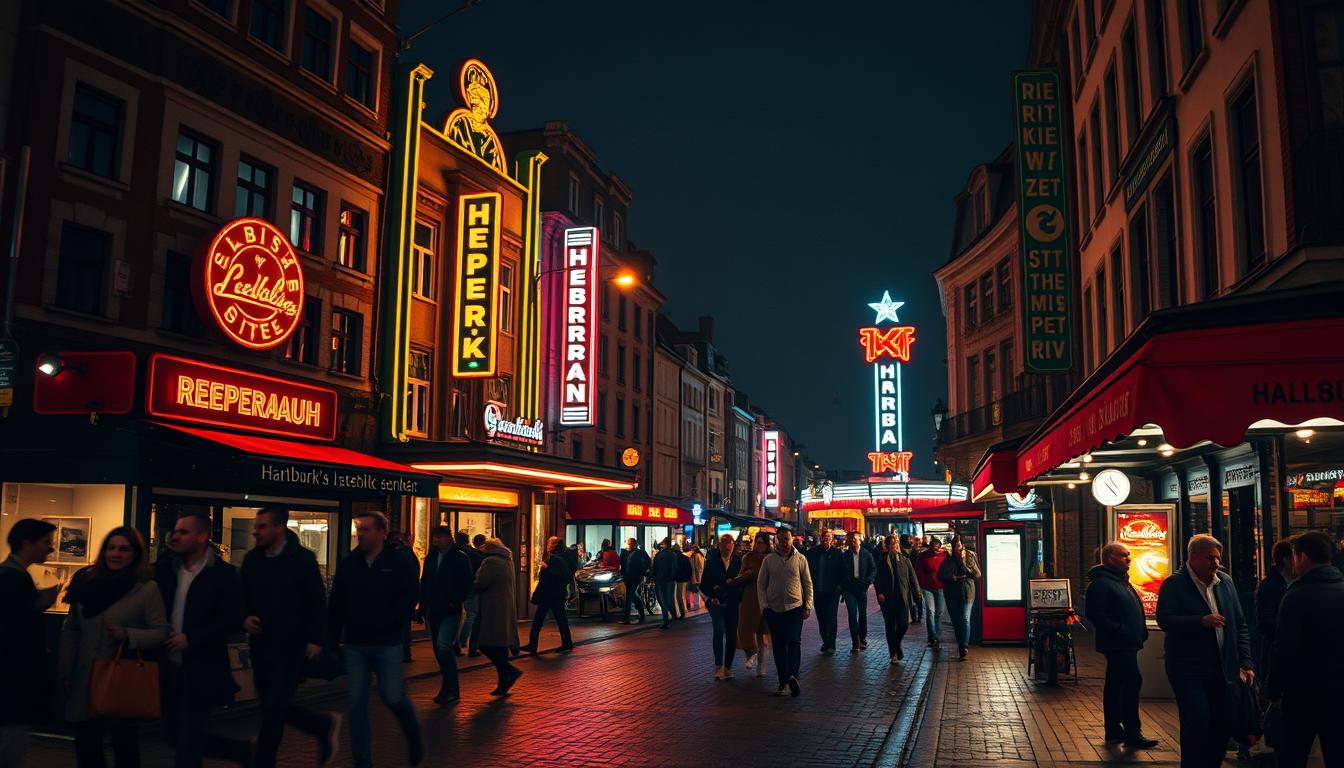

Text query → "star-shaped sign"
[867,291,904,324]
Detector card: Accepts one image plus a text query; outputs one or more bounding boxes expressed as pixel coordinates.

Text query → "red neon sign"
[198,218,305,350]
[147,354,337,441]
[867,451,913,475]
[859,326,916,363]
[559,227,598,426]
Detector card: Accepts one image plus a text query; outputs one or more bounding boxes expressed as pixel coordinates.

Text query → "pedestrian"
[938,534,981,660]
[1267,531,1343,767]
[1085,542,1158,749]
[701,533,742,681]
[686,543,705,612]
[522,536,575,653]
[474,538,522,695]
[328,512,424,768]
[652,537,680,629]
[1,518,58,767]
[155,510,251,767]
[839,530,876,653]
[561,540,581,607]
[1155,534,1254,768]
[240,507,340,768]
[599,539,621,570]
[386,530,418,663]
[60,526,169,768]
[899,535,922,624]
[805,530,843,654]
[915,536,948,651]
[417,526,472,705]
[737,531,772,676]
[618,538,649,624]
[1254,538,1294,683]
[674,540,694,617]
[757,528,813,697]
[454,531,485,658]
[875,534,920,664]
[468,534,488,653]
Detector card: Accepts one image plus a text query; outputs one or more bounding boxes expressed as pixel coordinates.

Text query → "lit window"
[412,221,436,300]
[290,182,324,254]
[406,350,431,436]
[500,263,514,333]
[172,130,216,212]
[337,204,367,271]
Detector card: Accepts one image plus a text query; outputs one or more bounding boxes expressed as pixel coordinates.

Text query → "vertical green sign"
[1013,70,1074,373]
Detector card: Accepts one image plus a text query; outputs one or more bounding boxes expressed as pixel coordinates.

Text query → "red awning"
[566,492,693,526]
[909,501,984,521]
[972,447,1020,501]
[1017,317,1344,483]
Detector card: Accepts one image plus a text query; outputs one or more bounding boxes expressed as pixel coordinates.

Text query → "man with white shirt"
[1156,534,1254,768]
[757,529,814,697]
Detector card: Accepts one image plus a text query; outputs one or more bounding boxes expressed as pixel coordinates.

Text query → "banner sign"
[762,430,780,509]
[1012,70,1074,373]
[147,354,337,441]
[559,227,599,426]
[452,193,501,377]
[198,218,305,351]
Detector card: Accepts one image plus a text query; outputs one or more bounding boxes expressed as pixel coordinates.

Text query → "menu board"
[1115,507,1171,617]
[984,530,1024,603]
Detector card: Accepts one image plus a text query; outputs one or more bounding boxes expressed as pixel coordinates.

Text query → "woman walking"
[475,538,522,695]
[937,534,982,660]
[521,536,573,654]
[59,526,169,768]
[685,544,705,612]
[736,531,772,676]
[700,534,742,680]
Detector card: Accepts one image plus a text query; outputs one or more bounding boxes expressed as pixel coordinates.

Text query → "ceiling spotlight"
[1136,439,1148,447]
[1066,482,1077,490]
[1296,429,1315,439]
[1079,472,1090,481]
[36,353,64,377]
[1158,443,1175,456]
[1081,453,1094,463]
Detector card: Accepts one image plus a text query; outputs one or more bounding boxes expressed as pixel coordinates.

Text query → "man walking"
[329,512,424,768]
[915,536,948,650]
[619,538,649,624]
[805,530,843,654]
[838,531,875,653]
[757,529,813,697]
[1156,534,1253,768]
[1268,531,1343,767]
[874,534,921,664]
[240,507,340,768]
[652,537,679,629]
[1084,542,1158,749]
[0,519,58,767]
[453,531,484,657]
[899,534,922,623]
[417,525,472,704]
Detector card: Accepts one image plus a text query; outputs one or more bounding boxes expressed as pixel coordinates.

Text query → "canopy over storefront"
[565,492,693,526]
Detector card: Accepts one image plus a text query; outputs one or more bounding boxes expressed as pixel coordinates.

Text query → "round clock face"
[1091,469,1131,506]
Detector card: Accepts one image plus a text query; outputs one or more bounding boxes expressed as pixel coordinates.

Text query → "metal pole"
[2,146,30,339]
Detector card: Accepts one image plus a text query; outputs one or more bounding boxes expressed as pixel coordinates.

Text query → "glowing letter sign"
[762,430,780,509]
[861,291,916,477]
[198,218,304,350]
[559,227,599,425]
[146,354,337,441]
[483,401,544,447]
[452,193,502,377]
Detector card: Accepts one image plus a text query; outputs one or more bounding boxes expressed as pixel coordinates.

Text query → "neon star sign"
[860,291,916,478]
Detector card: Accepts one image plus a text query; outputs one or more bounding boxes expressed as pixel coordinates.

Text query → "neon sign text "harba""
[861,291,914,478]
[559,227,598,426]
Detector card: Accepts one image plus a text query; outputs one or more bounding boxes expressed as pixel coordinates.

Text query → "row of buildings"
[0,0,811,617]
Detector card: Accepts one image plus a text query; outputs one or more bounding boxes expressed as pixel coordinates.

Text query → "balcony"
[937,383,1062,444]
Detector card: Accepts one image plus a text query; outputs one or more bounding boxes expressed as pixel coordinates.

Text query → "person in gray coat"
[475,538,522,696]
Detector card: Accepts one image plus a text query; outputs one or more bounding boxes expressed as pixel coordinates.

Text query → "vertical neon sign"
[559,227,599,426]
[860,291,915,477]
[762,430,780,509]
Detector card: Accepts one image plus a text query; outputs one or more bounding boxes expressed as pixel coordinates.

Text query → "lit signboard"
[452,192,502,377]
[199,218,304,350]
[559,227,599,425]
[762,430,780,509]
[984,527,1024,603]
[438,484,519,507]
[146,354,337,441]
[483,401,544,447]
[1115,508,1171,617]
[861,291,916,478]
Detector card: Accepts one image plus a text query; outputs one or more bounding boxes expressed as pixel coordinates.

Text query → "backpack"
[675,552,692,582]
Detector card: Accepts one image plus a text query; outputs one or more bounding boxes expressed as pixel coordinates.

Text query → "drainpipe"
[2,146,29,339]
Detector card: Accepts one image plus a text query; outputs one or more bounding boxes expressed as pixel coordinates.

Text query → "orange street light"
[612,271,637,289]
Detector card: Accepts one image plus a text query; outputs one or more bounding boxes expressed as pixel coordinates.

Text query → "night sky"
[403,1,1031,476]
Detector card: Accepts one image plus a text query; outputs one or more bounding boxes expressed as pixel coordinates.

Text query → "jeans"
[815,592,840,649]
[622,581,646,620]
[162,665,251,768]
[456,592,479,651]
[1276,695,1339,768]
[763,606,805,687]
[842,589,868,646]
[922,588,946,642]
[947,593,972,649]
[527,599,572,649]
[878,597,910,657]
[675,582,687,616]
[73,720,139,768]
[252,650,332,768]
[656,581,676,625]
[343,644,423,768]
[1170,673,1232,768]
[708,602,739,668]
[1101,649,1143,739]
[429,612,462,697]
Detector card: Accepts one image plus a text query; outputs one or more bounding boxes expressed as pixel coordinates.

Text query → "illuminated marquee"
[198,218,304,350]
[762,430,780,509]
[452,193,502,376]
[559,227,599,425]
[861,291,916,477]
[624,504,681,520]
[146,354,337,441]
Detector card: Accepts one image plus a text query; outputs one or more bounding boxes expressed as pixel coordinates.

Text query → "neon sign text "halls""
[452,193,502,377]
[559,227,599,426]
[762,430,780,509]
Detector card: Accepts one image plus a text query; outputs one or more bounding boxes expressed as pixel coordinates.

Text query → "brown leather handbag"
[88,642,160,720]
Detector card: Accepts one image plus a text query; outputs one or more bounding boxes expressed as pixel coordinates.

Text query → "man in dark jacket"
[521,535,574,653]
[839,531,877,652]
[241,507,340,768]
[874,534,921,664]
[0,518,57,765]
[620,538,649,624]
[805,531,844,654]
[1156,534,1254,768]
[1084,542,1158,749]
[417,526,472,704]
[651,537,680,629]
[453,531,485,657]
[899,534,922,623]
[157,510,249,767]
[1254,538,1294,683]
[329,511,423,768]
[1268,531,1344,767]
[701,533,743,679]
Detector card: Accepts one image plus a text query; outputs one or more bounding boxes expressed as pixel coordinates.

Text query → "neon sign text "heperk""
[762,430,780,509]
[559,227,598,426]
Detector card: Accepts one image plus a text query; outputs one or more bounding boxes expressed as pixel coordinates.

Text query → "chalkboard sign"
[1028,578,1072,610]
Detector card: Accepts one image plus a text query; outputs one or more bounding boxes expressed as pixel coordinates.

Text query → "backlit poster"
[984,530,1024,602]
[1115,507,1171,617]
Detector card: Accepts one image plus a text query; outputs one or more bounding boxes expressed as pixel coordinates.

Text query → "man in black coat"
[620,538,649,624]
[1268,531,1344,767]
[874,534,921,664]
[0,518,58,764]
[156,510,250,768]
[453,531,485,657]
[805,530,844,654]
[521,536,574,653]
[417,526,473,704]
[1084,542,1158,749]
[839,531,877,653]
[1254,538,1294,683]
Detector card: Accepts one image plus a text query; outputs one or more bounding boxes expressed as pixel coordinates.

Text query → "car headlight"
[593,572,616,582]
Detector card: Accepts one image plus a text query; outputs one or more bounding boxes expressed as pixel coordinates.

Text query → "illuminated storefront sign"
[438,484,518,507]
[621,448,640,468]
[762,430,780,509]
[559,227,599,425]
[624,503,682,520]
[452,192,502,377]
[483,401,544,447]
[867,451,913,475]
[147,354,337,441]
[1116,509,1171,616]
[861,291,916,478]
[199,218,304,350]
[444,59,506,174]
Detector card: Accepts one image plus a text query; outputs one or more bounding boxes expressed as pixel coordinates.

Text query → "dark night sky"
[403,1,1031,476]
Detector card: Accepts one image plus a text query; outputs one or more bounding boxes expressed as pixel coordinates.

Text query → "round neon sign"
[200,218,304,350]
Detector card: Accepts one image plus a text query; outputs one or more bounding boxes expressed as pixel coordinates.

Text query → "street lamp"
[931,399,948,431]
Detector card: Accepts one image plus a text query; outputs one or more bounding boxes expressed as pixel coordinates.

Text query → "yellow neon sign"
[444,59,506,173]
[451,192,502,377]
[438,484,519,507]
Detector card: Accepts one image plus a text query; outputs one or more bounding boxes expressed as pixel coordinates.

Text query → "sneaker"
[714,665,724,680]
[318,712,342,768]
[959,647,968,660]
[1124,736,1159,749]
[775,686,789,696]
[786,676,801,697]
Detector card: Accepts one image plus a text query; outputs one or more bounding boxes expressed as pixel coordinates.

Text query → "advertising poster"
[984,530,1023,602]
[1115,508,1171,617]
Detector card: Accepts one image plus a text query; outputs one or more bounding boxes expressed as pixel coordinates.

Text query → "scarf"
[67,565,138,618]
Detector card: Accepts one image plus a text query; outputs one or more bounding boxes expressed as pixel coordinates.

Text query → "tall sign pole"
[860,291,915,478]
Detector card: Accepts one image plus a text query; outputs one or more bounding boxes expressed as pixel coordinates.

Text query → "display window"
[1283,429,1344,557]
[565,523,615,564]
[1,482,128,613]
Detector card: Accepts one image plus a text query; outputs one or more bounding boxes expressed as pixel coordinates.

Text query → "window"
[1191,137,1219,299]
[963,284,977,329]
[172,130,216,212]
[1146,0,1169,105]
[1095,264,1109,356]
[1070,11,1084,86]
[1083,284,1095,372]
[598,392,607,431]
[161,251,200,336]
[406,350,431,437]
[985,347,998,404]
[285,298,320,364]
[250,0,286,51]
[290,182,324,254]
[593,196,605,231]
[55,223,109,316]
[996,259,1012,310]
[1110,243,1126,341]
[617,293,627,331]
[67,85,122,179]
[300,7,333,81]
[600,283,610,320]
[616,396,625,438]
[1089,104,1104,217]
[200,0,231,17]
[613,212,624,248]
[980,272,994,318]
[499,264,514,333]
[1129,204,1151,321]
[1231,83,1265,273]
[966,356,980,409]
[329,308,361,375]
[1077,134,1091,233]
[411,222,435,300]
[236,157,273,218]
[1309,5,1344,127]
[616,343,626,384]
[337,204,367,271]
[346,40,375,108]
[1122,22,1142,150]
[595,445,606,466]
[1104,65,1120,188]
[634,302,643,339]
[568,174,580,215]
[633,351,642,390]
[1178,0,1204,73]
[1152,174,1179,309]
[599,335,609,376]
[632,403,641,442]
[571,436,583,461]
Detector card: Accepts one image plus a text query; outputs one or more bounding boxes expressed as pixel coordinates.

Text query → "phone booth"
[979,520,1027,642]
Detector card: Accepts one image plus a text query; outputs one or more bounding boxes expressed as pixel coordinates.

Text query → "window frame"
[996,258,1012,311]
[67,83,123,180]
[411,220,437,302]
[160,250,201,336]
[344,28,379,111]
[249,0,290,54]
[499,262,515,334]
[329,307,362,375]
[290,180,325,256]
[1190,133,1219,299]
[1229,79,1265,275]
[171,129,217,213]
[55,222,110,317]
[299,4,337,84]
[235,155,275,220]
[285,297,321,365]
[405,349,432,437]
[336,203,368,272]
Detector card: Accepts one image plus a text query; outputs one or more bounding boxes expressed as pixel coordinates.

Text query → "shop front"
[564,491,694,559]
[801,478,971,540]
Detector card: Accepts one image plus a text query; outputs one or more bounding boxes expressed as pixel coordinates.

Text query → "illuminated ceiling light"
[1079,471,1090,481]
[1066,482,1077,490]
[1157,443,1175,456]
[1296,429,1315,439]
[36,354,64,377]
[1136,439,1148,447]
[1081,453,1094,463]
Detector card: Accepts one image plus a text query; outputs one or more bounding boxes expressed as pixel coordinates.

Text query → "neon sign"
[199,218,304,350]
[559,227,599,425]
[146,354,337,441]
[867,451,913,475]
[452,192,501,377]
[862,291,916,478]
[444,59,506,174]
[483,401,544,447]
[762,430,780,509]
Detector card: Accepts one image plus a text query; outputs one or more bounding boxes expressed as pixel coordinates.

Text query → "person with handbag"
[937,534,981,660]
[520,536,574,653]
[701,532,743,680]
[59,526,169,768]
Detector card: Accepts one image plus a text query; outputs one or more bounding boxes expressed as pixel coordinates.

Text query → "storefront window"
[223,505,336,582]
[1,483,127,613]
[452,509,497,540]
[642,525,670,554]
[1284,430,1344,558]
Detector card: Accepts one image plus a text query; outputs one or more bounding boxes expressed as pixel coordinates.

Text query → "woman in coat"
[736,531,772,676]
[521,536,573,654]
[937,533,982,660]
[474,538,522,695]
[59,526,169,768]
[685,544,705,613]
